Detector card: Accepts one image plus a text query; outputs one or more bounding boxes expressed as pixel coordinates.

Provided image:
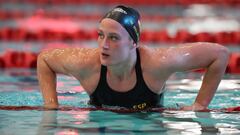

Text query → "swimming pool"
[0,69,239,135]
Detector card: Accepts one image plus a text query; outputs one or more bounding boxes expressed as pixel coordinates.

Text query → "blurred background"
[0,0,239,74]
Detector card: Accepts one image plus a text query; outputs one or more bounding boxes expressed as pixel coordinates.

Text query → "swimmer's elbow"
[37,50,68,74]
[216,45,230,63]
[208,44,230,72]
[37,51,50,67]
[37,50,57,73]
[38,51,46,60]
[200,42,230,59]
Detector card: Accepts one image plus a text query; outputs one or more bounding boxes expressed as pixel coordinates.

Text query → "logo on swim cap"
[113,8,127,14]
[123,16,134,25]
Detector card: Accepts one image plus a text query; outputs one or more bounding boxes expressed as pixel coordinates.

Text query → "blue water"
[0,69,240,135]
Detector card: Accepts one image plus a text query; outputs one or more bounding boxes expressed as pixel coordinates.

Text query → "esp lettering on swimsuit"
[133,102,147,110]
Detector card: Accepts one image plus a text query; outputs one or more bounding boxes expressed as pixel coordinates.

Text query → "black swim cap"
[101,5,141,44]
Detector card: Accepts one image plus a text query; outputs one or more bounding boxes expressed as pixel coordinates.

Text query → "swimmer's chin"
[100,62,112,66]
[100,59,112,66]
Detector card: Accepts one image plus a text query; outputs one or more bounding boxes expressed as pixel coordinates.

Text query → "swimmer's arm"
[166,42,230,111]
[37,49,65,109]
[37,48,95,109]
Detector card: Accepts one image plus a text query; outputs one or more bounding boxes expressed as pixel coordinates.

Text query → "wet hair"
[101,5,141,44]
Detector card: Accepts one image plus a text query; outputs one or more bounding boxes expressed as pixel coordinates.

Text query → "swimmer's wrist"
[193,102,207,110]
[43,104,59,110]
[43,98,59,109]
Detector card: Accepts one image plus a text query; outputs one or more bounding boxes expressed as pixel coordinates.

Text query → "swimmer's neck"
[107,51,137,81]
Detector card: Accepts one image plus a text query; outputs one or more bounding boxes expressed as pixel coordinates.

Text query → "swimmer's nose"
[102,39,110,49]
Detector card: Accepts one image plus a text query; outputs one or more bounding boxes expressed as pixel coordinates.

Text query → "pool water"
[0,69,240,135]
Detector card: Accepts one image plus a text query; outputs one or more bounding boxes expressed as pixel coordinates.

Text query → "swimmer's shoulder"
[64,47,100,69]
[138,45,167,65]
[41,47,101,73]
[139,45,174,73]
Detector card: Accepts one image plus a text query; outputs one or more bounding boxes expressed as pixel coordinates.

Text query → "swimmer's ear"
[130,42,137,50]
[133,42,139,48]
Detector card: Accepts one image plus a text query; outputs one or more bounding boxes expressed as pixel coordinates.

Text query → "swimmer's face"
[98,18,135,66]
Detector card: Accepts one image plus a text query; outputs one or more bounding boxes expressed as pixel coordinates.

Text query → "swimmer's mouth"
[102,53,110,57]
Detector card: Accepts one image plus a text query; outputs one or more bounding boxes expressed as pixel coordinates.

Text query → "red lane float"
[0,27,239,44]
[0,10,178,22]
[228,53,240,74]
[0,105,239,113]
[0,0,239,6]
[0,50,239,74]
[0,28,99,42]
[0,51,38,68]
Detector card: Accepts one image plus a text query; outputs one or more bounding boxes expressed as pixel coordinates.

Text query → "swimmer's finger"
[180,105,209,112]
[43,104,59,110]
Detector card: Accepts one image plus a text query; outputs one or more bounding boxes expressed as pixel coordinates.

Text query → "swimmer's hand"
[181,103,208,111]
[43,104,59,110]
[43,98,59,110]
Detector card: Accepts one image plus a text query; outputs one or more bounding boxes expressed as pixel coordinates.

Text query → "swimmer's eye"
[97,31,120,41]
[109,36,119,41]
[98,32,104,39]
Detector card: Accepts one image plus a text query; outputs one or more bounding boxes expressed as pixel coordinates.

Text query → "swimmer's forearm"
[194,48,229,108]
[194,69,223,109]
[37,54,59,109]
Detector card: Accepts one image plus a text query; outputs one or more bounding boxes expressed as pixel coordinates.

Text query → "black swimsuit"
[89,49,164,109]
